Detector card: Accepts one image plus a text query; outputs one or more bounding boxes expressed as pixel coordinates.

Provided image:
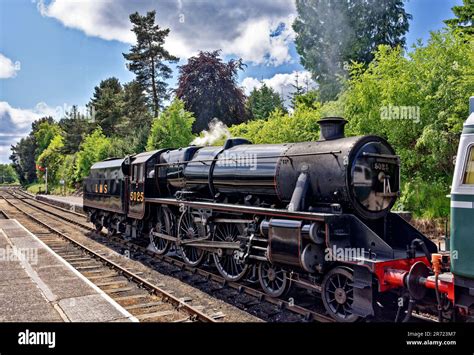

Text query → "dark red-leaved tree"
[175,50,248,133]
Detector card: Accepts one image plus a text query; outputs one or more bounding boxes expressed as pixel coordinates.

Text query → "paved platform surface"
[36,194,84,214]
[0,219,136,322]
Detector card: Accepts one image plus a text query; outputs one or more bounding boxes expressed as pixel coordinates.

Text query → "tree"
[444,0,474,36]
[36,134,65,186]
[293,90,321,110]
[290,72,306,109]
[293,0,411,101]
[146,99,195,150]
[58,106,94,154]
[0,164,18,184]
[246,84,286,120]
[75,128,112,181]
[89,77,123,137]
[342,30,474,217]
[117,80,153,151]
[123,11,178,117]
[176,50,248,133]
[9,116,55,185]
[229,104,321,144]
[33,120,61,159]
[10,136,36,185]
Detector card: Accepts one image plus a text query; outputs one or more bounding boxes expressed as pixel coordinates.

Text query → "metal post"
[45,167,48,195]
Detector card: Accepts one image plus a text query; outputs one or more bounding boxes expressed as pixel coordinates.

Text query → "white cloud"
[241,70,316,106]
[0,53,19,79]
[222,16,295,66]
[0,101,57,132]
[0,101,58,163]
[36,0,296,66]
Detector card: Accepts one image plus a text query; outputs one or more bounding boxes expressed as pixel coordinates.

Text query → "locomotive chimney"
[318,117,348,141]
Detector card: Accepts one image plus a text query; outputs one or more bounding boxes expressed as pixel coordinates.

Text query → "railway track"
[3,188,335,322]
[0,192,217,323]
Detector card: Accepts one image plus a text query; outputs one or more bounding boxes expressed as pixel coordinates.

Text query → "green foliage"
[229,105,321,144]
[146,99,196,150]
[34,120,61,159]
[444,0,474,36]
[57,154,77,188]
[292,90,320,110]
[0,164,18,184]
[396,178,450,219]
[10,117,57,185]
[342,30,474,217]
[89,77,123,137]
[118,80,153,137]
[59,106,94,154]
[75,128,112,182]
[293,0,411,101]
[246,84,286,120]
[36,134,65,186]
[10,134,37,185]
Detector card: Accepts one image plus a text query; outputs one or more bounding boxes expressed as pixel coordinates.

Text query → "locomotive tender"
[84,108,474,322]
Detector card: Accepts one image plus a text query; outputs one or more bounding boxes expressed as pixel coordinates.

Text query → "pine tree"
[246,84,286,120]
[444,0,474,36]
[59,106,93,154]
[123,11,178,117]
[89,77,123,137]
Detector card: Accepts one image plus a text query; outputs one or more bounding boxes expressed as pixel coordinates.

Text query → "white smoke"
[192,118,231,146]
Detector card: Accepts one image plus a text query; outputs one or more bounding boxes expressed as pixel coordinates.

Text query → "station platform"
[36,194,84,214]
[0,219,136,322]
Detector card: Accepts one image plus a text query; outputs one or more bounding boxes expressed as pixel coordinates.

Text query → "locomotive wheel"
[321,267,360,322]
[107,226,116,237]
[94,221,103,233]
[212,223,248,281]
[258,262,290,298]
[149,208,172,255]
[177,210,205,266]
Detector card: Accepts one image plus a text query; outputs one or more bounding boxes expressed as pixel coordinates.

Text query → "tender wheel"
[321,267,360,322]
[212,223,248,281]
[149,207,172,255]
[177,210,205,266]
[258,262,290,297]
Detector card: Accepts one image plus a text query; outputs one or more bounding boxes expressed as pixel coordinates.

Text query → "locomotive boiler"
[158,118,399,219]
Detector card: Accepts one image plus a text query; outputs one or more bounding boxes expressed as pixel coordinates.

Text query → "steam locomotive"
[83,108,474,322]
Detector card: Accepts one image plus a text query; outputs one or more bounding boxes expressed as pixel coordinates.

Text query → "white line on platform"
[14,220,139,322]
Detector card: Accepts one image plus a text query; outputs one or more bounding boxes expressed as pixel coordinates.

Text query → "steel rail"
[1,195,216,323]
[6,189,334,323]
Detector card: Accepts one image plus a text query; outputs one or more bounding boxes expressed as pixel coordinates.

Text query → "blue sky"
[0,0,463,163]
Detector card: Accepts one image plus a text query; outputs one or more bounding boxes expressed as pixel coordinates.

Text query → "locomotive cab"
[127,150,165,219]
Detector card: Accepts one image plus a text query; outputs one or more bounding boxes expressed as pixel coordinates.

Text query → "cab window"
[132,164,144,182]
[462,146,474,184]
[132,165,138,182]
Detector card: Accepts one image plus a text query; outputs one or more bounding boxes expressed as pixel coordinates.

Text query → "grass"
[26,182,75,195]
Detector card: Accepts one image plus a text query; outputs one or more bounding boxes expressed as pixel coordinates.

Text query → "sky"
[0,0,463,163]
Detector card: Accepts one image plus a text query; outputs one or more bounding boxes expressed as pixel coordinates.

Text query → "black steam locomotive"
[84,117,442,322]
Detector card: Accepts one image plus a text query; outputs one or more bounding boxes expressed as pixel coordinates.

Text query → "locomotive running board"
[146,198,333,221]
